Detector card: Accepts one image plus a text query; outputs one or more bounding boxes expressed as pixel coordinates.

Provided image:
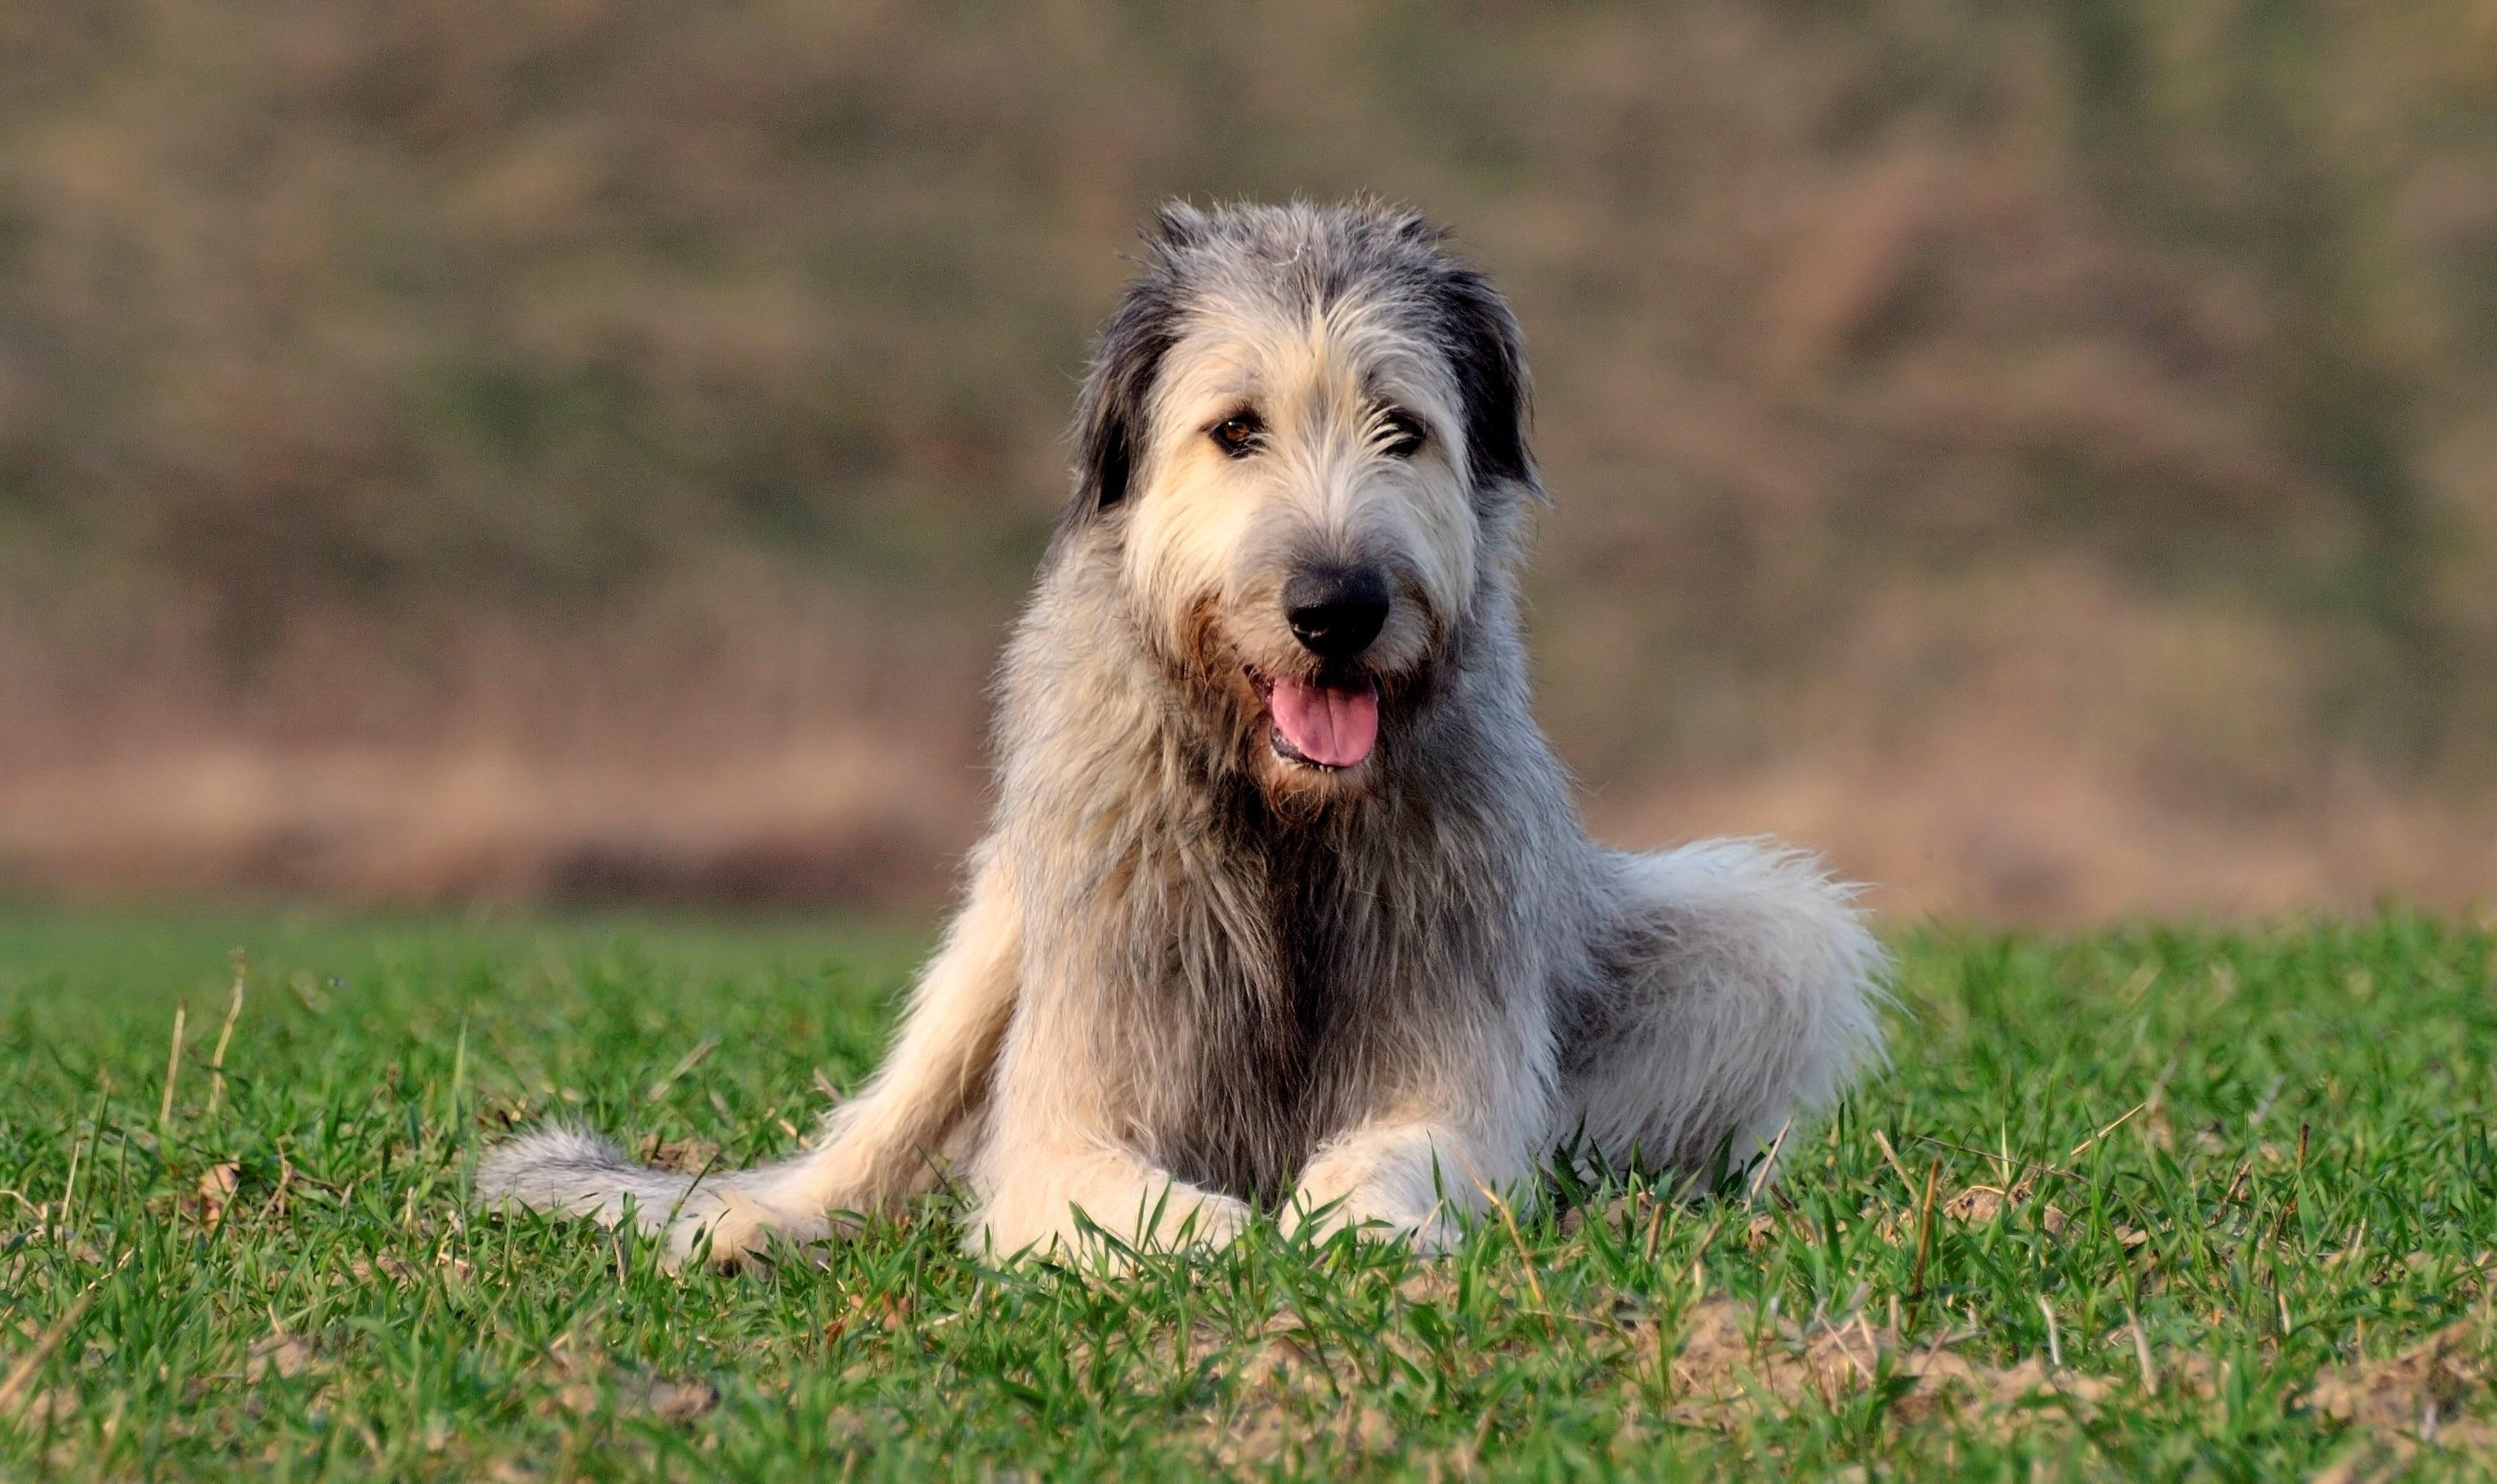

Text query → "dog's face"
[1062,202,1537,805]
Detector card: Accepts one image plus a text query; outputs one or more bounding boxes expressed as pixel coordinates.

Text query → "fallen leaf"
[1944,1186,2010,1224]
[638,1376,718,1424]
[1394,1267,1457,1306]
[633,1137,723,1175]
[245,1333,315,1382]
[186,1164,241,1231]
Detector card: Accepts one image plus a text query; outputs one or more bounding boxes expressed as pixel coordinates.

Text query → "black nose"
[1285,564,1391,658]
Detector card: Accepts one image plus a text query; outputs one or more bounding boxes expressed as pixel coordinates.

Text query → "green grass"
[2,909,2494,1479]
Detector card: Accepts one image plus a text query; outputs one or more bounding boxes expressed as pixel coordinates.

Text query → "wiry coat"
[479,201,1888,1264]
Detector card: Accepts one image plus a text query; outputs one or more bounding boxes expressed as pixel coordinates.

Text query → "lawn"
[2,907,2493,1479]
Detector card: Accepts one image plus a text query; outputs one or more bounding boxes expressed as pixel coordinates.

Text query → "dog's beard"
[1162,596,1391,803]
[1159,581,1474,820]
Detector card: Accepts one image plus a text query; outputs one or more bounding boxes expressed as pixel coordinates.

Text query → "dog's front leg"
[1286,1013,1556,1254]
[1286,1120,1518,1254]
[474,850,1024,1270]
[967,992,1249,1265]
[974,1140,1249,1264]
[719,849,1025,1242]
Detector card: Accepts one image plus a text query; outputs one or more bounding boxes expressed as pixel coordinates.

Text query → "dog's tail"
[473,1125,818,1263]
[474,1125,706,1224]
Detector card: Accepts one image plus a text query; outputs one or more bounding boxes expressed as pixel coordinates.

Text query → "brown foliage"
[3,2,2495,916]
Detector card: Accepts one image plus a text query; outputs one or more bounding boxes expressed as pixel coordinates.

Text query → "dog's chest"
[1156,823,1386,1201]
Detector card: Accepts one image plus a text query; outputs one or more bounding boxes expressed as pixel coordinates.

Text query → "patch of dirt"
[1656,1297,2115,1425]
[2301,1321,2497,1479]
[1875,1181,2105,1244]
[345,1252,418,1287]
[1394,1267,1460,1306]
[634,1136,725,1174]
[529,1332,719,1426]
[631,1375,721,1425]
[245,1333,318,1383]
[1212,1320,1404,1470]
[10,1389,78,1426]
[339,1248,475,1291]
[2305,1320,2492,1433]
[543,1363,718,1424]
[1189,1288,2140,1466]
[1941,1185,2013,1224]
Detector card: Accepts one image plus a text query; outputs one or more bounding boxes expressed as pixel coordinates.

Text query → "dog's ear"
[1434,268,1538,503]
[1383,207,1445,248]
[1065,208,1212,531]
[1150,200,1212,250]
[1065,273,1181,528]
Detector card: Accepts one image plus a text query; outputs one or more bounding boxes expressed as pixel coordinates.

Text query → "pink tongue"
[1269,677,1380,767]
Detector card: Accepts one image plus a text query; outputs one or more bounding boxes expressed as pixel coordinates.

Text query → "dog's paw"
[1149,1190,1253,1251]
[654,1188,836,1270]
[1282,1191,1461,1254]
[973,1184,1251,1268]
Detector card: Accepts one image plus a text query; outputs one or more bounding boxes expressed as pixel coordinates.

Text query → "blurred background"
[2,0,2492,923]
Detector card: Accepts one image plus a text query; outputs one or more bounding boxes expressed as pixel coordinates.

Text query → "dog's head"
[1059,200,1538,804]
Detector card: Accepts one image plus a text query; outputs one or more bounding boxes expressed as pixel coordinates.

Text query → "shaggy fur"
[477,200,1889,1265]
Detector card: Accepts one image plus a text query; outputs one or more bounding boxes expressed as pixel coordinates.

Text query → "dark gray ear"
[1382,207,1444,247]
[1434,267,1537,500]
[1151,200,1212,250]
[1064,263,1182,528]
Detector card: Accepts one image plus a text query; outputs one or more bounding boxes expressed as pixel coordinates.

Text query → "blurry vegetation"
[0,0,2492,911]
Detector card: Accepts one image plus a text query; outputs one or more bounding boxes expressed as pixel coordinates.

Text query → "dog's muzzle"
[1260,561,1391,771]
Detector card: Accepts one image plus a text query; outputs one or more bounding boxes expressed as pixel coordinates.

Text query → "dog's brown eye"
[1211,412,1263,458]
[1379,409,1426,459]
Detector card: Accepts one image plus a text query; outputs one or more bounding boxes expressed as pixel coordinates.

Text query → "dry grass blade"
[1908,1158,1940,1314]
[0,1267,118,1423]
[645,1035,721,1103]
[2068,1101,2146,1160]
[1449,1150,1547,1313]
[1745,1118,1796,1204]
[158,999,187,1129]
[207,949,247,1118]
[1912,1135,2084,1184]
[1474,1185,1547,1313]
[1871,1128,1919,1199]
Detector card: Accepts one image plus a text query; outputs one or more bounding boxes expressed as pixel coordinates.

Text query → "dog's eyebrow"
[1169,345,1265,402]
[1358,352,1443,408]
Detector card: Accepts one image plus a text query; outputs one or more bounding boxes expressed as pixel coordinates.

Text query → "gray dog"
[479,200,1887,1266]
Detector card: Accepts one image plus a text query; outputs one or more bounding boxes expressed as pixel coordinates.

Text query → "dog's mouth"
[1248,667,1380,770]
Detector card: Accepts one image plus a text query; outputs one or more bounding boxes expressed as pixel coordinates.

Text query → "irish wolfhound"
[479,200,1887,1265]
